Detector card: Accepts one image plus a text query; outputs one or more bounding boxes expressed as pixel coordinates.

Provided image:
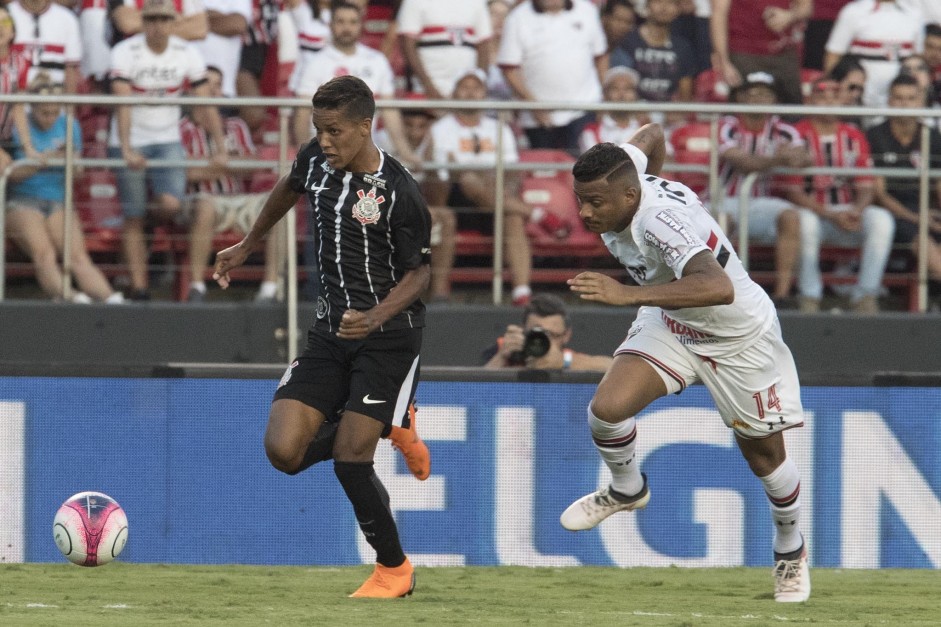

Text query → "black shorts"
[273,327,422,427]
[239,42,270,78]
[448,183,492,233]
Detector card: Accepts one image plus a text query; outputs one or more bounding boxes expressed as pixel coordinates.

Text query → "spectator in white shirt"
[109,0,228,300]
[10,0,82,92]
[498,0,608,154]
[427,68,573,307]
[397,0,493,100]
[291,1,420,167]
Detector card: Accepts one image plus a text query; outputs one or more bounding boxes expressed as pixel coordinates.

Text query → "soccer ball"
[53,491,128,567]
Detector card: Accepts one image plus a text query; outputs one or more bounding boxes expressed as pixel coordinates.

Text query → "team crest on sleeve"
[352,187,385,225]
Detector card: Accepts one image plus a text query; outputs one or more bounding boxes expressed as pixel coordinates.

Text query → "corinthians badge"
[352,187,385,225]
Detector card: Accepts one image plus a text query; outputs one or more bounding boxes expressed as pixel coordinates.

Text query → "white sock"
[588,407,644,497]
[511,284,531,301]
[190,281,207,294]
[258,281,277,298]
[529,206,546,224]
[760,457,803,555]
[105,292,125,304]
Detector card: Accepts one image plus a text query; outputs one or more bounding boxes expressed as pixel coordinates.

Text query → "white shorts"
[182,193,267,234]
[718,196,793,244]
[616,307,804,439]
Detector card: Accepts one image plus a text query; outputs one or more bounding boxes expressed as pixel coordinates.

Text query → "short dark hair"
[602,0,635,16]
[331,0,361,15]
[572,142,637,184]
[829,55,865,82]
[312,75,376,122]
[524,293,569,326]
[533,0,573,12]
[926,23,941,39]
[889,72,921,93]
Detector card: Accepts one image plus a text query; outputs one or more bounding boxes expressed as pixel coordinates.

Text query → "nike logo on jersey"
[362,395,386,404]
[309,184,329,193]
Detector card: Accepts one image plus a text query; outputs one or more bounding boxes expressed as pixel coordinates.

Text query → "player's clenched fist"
[568,272,632,306]
[337,309,375,340]
[212,241,251,289]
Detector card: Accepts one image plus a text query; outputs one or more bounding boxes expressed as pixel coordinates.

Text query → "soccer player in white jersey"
[559,124,811,603]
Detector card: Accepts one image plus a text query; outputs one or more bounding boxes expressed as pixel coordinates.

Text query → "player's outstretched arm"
[337,265,432,340]
[628,123,666,176]
[569,251,733,308]
[213,175,300,288]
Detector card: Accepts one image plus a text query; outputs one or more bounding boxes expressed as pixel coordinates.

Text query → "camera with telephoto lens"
[508,327,551,365]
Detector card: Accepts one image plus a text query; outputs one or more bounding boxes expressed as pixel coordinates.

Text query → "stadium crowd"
[2,0,941,311]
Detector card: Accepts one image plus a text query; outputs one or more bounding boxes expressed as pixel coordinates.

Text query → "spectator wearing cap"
[600,0,638,69]
[290,1,421,168]
[109,0,229,301]
[783,77,895,313]
[10,0,82,92]
[426,68,573,306]
[397,0,493,101]
[578,66,648,153]
[823,0,923,108]
[497,0,608,155]
[616,0,695,104]
[710,0,812,105]
[716,71,811,305]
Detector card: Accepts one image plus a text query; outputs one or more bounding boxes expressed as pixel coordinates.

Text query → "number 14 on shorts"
[753,384,784,428]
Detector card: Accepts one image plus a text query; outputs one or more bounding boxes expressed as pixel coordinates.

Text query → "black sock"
[292,421,338,474]
[334,461,405,567]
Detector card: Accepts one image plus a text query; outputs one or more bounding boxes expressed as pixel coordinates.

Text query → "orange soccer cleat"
[388,403,430,481]
[349,558,416,598]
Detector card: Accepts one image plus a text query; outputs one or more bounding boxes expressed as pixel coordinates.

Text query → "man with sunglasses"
[109,0,228,301]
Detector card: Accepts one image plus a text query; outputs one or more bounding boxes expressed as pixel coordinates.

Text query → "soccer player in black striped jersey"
[213,75,431,598]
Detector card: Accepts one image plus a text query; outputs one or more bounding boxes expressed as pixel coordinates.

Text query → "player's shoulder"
[294,137,325,163]
[380,151,424,197]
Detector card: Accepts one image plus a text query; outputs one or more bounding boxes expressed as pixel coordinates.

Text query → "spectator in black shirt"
[213,75,432,598]
[867,74,941,298]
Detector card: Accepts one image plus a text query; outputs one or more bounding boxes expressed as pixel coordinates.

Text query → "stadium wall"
[1,301,940,381]
[1,370,939,569]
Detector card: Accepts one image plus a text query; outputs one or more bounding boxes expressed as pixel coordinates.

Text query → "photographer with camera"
[482,293,613,372]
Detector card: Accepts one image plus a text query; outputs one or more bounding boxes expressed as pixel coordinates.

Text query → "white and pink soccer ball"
[53,491,128,566]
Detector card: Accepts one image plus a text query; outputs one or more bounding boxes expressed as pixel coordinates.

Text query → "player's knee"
[264,438,302,475]
[588,399,622,425]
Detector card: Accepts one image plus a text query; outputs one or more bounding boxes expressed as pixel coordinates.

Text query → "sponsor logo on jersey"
[362,173,387,190]
[655,211,697,246]
[321,160,334,173]
[644,231,681,265]
[661,311,716,344]
[352,187,385,225]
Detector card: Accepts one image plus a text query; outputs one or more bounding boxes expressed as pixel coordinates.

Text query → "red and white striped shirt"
[180,114,256,194]
[0,49,31,143]
[788,119,873,207]
[718,115,803,198]
[244,0,280,46]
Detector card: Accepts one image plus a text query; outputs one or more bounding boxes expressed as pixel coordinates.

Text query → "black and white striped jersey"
[288,139,432,333]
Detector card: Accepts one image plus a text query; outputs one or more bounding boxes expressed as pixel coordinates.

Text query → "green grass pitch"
[2,563,940,626]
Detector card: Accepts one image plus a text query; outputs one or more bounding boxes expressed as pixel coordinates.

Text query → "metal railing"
[1,93,940,359]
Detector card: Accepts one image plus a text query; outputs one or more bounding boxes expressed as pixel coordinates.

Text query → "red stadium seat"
[668,121,712,195]
[74,169,123,253]
[694,68,730,103]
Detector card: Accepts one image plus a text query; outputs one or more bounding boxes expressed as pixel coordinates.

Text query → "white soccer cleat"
[773,546,811,603]
[560,474,650,531]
